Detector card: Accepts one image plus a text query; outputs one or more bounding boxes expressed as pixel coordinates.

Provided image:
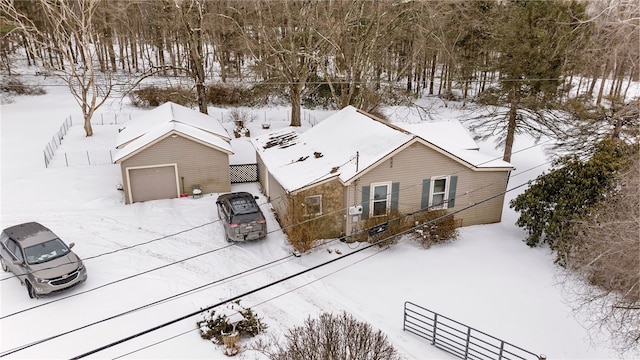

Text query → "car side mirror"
[68,243,75,249]
[12,259,24,266]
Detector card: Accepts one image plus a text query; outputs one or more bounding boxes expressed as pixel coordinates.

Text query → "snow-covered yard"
[0,85,628,359]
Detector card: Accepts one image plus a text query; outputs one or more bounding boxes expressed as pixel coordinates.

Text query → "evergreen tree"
[510,139,636,265]
[472,0,589,162]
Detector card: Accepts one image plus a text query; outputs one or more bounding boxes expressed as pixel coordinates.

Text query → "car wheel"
[0,258,7,272]
[26,281,36,299]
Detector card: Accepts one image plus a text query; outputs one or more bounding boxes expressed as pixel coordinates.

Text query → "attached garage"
[126,164,179,203]
[114,102,233,204]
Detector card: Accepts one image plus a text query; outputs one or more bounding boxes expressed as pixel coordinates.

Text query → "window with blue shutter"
[361,185,370,220]
[421,178,431,209]
[423,176,456,209]
[391,182,399,213]
[448,176,458,208]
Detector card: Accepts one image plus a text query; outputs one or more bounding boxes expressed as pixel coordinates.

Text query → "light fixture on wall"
[171,134,178,138]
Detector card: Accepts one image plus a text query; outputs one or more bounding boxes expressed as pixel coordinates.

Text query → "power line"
[0,108,553,352]
[1,159,541,357]
[0,118,552,328]
[114,245,390,359]
[67,179,534,359]
[0,137,551,321]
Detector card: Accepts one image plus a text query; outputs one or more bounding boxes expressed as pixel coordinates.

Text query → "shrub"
[229,108,255,138]
[285,216,337,253]
[207,84,243,106]
[239,82,288,107]
[409,210,459,248]
[257,311,399,360]
[1,76,46,96]
[128,85,194,108]
[196,300,267,345]
[355,210,458,248]
[302,78,335,109]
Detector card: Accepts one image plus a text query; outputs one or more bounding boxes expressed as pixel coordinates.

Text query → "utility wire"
[1,116,553,334]
[113,245,388,359]
[60,179,531,359]
[0,143,551,320]
[0,174,533,357]
[0,133,552,335]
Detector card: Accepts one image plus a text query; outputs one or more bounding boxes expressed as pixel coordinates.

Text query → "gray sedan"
[1,222,87,298]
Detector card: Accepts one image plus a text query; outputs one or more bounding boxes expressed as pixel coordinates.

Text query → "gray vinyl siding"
[256,153,269,197]
[119,136,231,203]
[266,171,288,218]
[345,142,510,234]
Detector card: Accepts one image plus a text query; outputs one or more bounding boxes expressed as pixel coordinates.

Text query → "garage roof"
[113,122,233,163]
[116,102,231,149]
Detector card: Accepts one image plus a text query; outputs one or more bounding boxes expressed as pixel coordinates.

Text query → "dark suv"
[1,222,88,298]
[216,192,267,242]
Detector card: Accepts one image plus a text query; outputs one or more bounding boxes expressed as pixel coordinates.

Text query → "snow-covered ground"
[0,82,629,359]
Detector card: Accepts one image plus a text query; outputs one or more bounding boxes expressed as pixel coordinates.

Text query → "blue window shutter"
[421,178,431,209]
[391,182,399,213]
[448,175,458,208]
[361,185,370,220]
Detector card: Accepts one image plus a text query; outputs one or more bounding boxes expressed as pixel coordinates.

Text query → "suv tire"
[0,258,7,272]
[26,281,36,299]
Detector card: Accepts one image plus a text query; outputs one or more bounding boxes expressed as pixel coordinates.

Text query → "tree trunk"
[429,53,437,95]
[596,59,610,106]
[84,115,94,137]
[503,89,519,162]
[290,82,303,127]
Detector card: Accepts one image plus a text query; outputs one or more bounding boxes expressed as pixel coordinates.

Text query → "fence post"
[403,303,407,331]
[65,153,69,167]
[432,313,438,345]
[86,151,90,165]
[464,328,471,359]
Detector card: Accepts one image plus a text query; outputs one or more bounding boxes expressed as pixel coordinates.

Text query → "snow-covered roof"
[116,102,230,148]
[397,122,512,169]
[251,106,512,193]
[398,121,479,150]
[114,122,233,163]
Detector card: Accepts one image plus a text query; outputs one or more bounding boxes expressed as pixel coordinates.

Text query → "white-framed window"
[304,195,322,216]
[429,176,449,209]
[370,182,391,217]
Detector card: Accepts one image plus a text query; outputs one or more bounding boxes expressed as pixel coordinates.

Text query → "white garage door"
[128,165,179,203]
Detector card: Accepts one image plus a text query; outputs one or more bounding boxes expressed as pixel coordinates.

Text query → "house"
[114,102,233,204]
[251,105,513,241]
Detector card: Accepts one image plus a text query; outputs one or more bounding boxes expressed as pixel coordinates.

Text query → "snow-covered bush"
[196,300,267,345]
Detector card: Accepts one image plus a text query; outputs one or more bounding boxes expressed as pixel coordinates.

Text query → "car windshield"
[24,238,70,265]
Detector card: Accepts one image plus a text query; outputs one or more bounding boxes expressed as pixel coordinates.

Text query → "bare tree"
[565,148,640,355]
[173,0,209,114]
[239,0,331,126]
[1,0,114,136]
[319,0,411,111]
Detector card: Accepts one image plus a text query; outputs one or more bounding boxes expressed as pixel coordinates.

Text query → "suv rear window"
[229,196,258,214]
[230,212,264,224]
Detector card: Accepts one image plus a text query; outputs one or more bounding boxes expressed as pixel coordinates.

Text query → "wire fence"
[43,113,130,168]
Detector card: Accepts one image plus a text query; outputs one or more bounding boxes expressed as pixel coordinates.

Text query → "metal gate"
[403,301,545,360]
[230,163,258,183]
